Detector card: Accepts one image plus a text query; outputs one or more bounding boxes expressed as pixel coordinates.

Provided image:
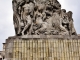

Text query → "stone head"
[61,9,66,13]
[67,11,73,20]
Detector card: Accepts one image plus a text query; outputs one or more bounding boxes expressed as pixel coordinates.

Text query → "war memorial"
[5,0,80,60]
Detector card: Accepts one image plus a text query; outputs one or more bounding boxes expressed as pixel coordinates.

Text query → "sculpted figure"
[60,9,66,18]
[59,9,70,35]
[12,0,25,35]
[21,15,32,35]
[21,1,35,35]
[12,0,77,35]
[62,14,69,29]
[33,4,48,35]
[67,11,77,35]
[60,14,69,35]
[12,0,35,35]
[51,10,69,35]
[43,9,60,35]
[34,15,48,35]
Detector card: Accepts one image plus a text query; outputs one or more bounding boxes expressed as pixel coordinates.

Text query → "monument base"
[5,35,80,60]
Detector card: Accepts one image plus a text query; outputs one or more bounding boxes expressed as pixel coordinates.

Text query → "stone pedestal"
[5,35,80,60]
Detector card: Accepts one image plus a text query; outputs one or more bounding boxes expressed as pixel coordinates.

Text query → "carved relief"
[12,0,77,35]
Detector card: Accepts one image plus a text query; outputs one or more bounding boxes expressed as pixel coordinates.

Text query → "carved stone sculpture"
[12,0,77,36]
[67,11,77,35]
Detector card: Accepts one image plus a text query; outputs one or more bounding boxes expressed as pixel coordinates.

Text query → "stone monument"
[12,0,77,36]
[5,0,80,60]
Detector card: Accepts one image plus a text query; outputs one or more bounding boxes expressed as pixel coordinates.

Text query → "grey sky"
[0,0,80,50]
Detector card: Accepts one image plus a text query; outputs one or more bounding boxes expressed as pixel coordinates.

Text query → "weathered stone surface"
[12,0,77,36]
[8,35,79,39]
[5,35,80,60]
[5,0,79,60]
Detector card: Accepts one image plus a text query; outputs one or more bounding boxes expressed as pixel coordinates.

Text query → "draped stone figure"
[12,0,77,35]
[67,11,77,35]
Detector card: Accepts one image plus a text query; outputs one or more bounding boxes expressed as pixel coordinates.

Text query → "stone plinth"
[5,35,80,60]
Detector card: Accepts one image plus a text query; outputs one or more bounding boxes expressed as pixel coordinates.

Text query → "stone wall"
[5,35,80,60]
